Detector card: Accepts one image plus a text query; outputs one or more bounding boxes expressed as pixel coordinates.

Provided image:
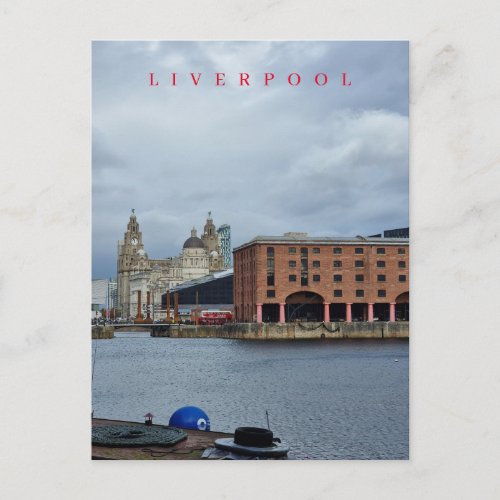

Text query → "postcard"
[91,41,409,460]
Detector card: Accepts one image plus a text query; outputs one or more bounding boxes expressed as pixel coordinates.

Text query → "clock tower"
[117,210,146,317]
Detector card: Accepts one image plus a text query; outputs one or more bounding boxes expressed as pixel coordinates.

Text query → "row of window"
[289,260,406,268]
[266,289,390,298]
[277,247,407,255]
[286,274,407,283]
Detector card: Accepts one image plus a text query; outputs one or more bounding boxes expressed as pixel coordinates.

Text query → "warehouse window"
[289,275,297,282]
[355,247,364,254]
[377,261,385,268]
[313,275,320,282]
[356,290,364,297]
[355,274,364,282]
[398,248,406,254]
[267,247,274,256]
[289,260,296,268]
[333,260,342,267]
[333,290,343,297]
[333,275,342,282]
[399,275,407,282]
[378,290,386,297]
[355,260,364,268]
[313,247,320,254]
[377,274,386,282]
[333,247,342,254]
[267,290,276,298]
[377,248,385,254]
[312,260,320,268]
[289,247,296,254]
[398,261,406,268]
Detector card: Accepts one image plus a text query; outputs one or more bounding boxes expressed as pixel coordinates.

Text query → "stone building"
[117,210,229,318]
[233,233,409,323]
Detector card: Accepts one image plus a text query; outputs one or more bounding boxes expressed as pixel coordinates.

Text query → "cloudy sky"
[92,41,408,279]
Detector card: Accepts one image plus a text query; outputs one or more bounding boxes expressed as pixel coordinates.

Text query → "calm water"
[92,335,408,459]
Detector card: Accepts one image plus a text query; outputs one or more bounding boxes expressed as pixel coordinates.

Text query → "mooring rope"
[297,322,340,333]
[141,447,206,458]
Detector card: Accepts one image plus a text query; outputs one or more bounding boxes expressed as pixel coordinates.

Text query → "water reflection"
[92,336,408,459]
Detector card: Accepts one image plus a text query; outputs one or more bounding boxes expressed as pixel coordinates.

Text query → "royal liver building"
[117,210,230,318]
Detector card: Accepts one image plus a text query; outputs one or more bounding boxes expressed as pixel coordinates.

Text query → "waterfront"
[92,335,408,459]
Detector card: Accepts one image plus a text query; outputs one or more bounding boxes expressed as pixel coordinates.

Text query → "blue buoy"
[169,406,210,431]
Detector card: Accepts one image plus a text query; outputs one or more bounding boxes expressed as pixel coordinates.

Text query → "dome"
[183,227,205,249]
[210,250,218,257]
[183,236,205,249]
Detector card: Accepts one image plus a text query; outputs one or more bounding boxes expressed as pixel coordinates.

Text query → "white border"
[2,1,499,499]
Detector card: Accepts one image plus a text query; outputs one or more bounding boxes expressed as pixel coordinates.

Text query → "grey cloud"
[92,41,408,278]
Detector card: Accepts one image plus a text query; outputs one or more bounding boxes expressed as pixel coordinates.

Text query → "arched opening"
[395,292,409,321]
[285,291,324,322]
[329,303,346,321]
[374,303,389,321]
[262,304,279,322]
[351,303,367,321]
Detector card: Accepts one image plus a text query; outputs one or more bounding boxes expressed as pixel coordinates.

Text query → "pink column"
[368,303,374,322]
[323,302,330,323]
[389,302,396,322]
[256,303,263,323]
[345,303,352,323]
[279,303,286,323]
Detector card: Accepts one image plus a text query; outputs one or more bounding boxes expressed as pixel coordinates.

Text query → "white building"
[117,211,229,318]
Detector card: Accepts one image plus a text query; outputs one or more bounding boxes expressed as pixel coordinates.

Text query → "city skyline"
[93,41,408,279]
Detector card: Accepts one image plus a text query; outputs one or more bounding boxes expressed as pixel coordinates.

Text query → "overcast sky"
[92,41,408,279]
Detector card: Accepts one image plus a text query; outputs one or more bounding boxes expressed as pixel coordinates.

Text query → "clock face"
[131,237,138,245]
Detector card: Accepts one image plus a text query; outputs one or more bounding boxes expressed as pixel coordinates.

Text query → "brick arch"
[285,291,325,322]
[285,291,324,304]
[394,291,409,321]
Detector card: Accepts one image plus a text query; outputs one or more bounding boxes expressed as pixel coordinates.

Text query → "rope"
[297,322,340,333]
[141,447,206,458]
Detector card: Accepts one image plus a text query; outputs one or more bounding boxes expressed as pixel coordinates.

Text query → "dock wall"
[92,325,115,339]
[153,322,409,340]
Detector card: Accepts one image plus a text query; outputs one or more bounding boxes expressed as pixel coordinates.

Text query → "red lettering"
[171,73,177,86]
[342,72,352,86]
[264,73,275,86]
[216,73,225,86]
[239,73,250,86]
[190,73,202,85]
[287,73,301,86]
[149,73,159,86]
[314,73,328,86]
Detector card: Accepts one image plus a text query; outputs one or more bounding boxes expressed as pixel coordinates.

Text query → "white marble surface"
[1,1,499,499]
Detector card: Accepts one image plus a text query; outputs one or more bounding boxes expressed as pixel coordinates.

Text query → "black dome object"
[183,236,205,249]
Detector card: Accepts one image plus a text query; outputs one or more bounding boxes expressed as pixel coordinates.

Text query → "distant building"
[92,278,117,318]
[233,233,409,323]
[162,268,233,312]
[116,211,230,317]
[384,227,409,238]
[217,224,232,268]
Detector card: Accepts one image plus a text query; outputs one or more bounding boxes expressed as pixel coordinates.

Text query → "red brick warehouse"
[233,233,409,323]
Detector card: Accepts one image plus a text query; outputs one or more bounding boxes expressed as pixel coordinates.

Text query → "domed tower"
[181,228,209,280]
[117,210,147,317]
[201,211,223,271]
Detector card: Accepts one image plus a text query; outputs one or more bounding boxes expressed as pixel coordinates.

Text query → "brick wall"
[234,240,409,322]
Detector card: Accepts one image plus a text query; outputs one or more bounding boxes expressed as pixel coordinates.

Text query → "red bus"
[196,310,233,325]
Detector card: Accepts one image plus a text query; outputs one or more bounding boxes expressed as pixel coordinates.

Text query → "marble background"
[1,1,499,499]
